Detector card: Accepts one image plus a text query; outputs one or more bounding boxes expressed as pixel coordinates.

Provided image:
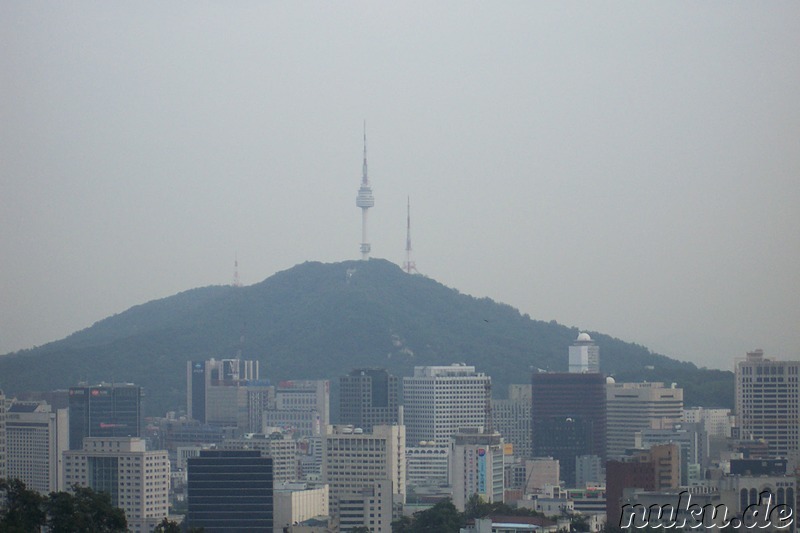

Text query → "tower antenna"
[355,121,375,260]
[403,196,418,274]
[232,255,242,287]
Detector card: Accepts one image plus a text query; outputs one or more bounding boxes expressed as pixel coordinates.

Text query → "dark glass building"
[531,372,606,487]
[339,368,401,431]
[187,450,273,532]
[68,384,142,450]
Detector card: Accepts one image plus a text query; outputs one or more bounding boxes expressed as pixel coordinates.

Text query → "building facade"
[735,349,800,458]
[403,364,491,447]
[220,432,298,483]
[339,368,401,431]
[187,449,273,532]
[4,401,68,493]
[187,359,259,428]
[449,429,505,512]
[568,332,600,374]
[491,385,533,460]
[68,383,142,450]
[63,437,170,533]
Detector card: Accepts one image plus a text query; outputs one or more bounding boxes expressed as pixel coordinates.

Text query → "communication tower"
[355,123,375,260]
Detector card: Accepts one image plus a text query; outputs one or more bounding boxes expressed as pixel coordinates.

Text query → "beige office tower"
[322,425,405,533]
[606,381,683,459]
[403,364,491,447]
[736,349,800,458]
[63,438,170,533]
[4,401,68,493]
[449,429,505,512]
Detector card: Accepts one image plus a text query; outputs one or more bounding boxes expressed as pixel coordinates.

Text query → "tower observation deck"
[356,126,374,260]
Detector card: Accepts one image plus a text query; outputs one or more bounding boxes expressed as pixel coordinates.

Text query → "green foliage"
[0,259,734,415]
[0,478,46,532]
[153,517,183,532]
[392,499,464,533]
[464,494,544,521]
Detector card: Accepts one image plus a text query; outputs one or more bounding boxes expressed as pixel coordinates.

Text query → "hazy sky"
[2,2,798,371]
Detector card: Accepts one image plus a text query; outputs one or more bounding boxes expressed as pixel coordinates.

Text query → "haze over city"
[1,3,798,371]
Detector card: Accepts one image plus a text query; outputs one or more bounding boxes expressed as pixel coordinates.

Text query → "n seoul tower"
[356,124,375,260]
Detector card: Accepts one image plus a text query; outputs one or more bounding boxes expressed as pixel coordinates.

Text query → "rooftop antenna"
[232,254,242,287]
[355,121,375,260]
[403,196,418,274]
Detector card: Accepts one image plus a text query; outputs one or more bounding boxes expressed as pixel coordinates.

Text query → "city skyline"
[1,3,799,371]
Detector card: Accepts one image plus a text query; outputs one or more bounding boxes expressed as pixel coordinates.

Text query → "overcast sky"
[1,2,798,371]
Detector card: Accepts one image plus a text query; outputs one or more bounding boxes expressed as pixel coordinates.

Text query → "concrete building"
[568,332,600,374]
[68,383,142,450]
[0,390,7,480]
[340,368,401,431]
[682,407,733,438]
[260,380,331,438]
[403,364,491,447]
[637,421,708,485]
[449,429,505,512]
[322,424,405,533]
[735,349,800,458]
[531,372,606,487]
[63,437,170,533]
[575,455,604,488]
[221,432,298,483]
[273,482,330,533]
[491,384,532,459]
[187,359,258,428]
[406,443,450,488]
[4,401,68,493]
[187,449,273,532]
[524,457,560,494]
[606,381,683,459]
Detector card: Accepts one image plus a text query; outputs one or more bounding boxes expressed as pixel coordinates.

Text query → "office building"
[449,429,504,511]
[735,349,800,458]
[187,449,273,532]
[637,421,708,485]
[531,372,606,487]
[339,368,400,430]
[606,381,683,459]
[524,457,560,493]
[0,390,6,480]
[491,384,532,459]
[403,364,491,447]
[274,483,330,533]
[322,424,405,533]
[220,432,298,483]
[406,443,450,488]
[568,332,600,373]
[68,383,142,450]
[63,437,170,533]
[682,407,733,438]
[4,401,68,493]
[187,358,258,428]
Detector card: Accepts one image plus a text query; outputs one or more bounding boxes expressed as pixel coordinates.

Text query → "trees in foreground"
[0,478,127,532]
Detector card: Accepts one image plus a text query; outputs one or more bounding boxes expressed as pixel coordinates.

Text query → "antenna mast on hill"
[232,255,242,287]
[403,197,418,274]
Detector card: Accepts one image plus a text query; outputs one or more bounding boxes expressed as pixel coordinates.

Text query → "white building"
[221,432,298,483]
[406,443,450,488]
[274,482,330,533]
[682,407,733,439]
[568,333,600,374]
[449,429,504,512]
[0,390,7,480]
[735,349,800,458]
[4,401,68,493]
[403,364,491,447]
[63,437,170,533]
[322,424,405,533]
[606,381,683,459]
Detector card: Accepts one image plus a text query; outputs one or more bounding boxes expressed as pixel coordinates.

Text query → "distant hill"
[0,259,733,415]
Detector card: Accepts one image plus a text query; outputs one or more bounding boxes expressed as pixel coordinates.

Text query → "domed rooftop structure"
[576,332,592,342]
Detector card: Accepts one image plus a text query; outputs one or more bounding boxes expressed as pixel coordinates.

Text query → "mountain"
[0,259,733,416]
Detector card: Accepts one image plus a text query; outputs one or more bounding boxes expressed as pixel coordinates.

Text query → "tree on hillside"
[153,517,183,532]
[0,478,46,532]
[46,485,127,533]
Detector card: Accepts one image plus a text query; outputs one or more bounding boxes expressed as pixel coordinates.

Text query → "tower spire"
[355,121,375,260]
[403,196,418,274]
[232,254,242,287]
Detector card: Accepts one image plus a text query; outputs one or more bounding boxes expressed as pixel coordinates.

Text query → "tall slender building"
[568,332,600,373]
[735,349,800,458]
[355,125,375,260]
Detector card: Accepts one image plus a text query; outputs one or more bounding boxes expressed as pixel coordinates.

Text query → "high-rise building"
[63,437,170,533]
[220,432,298,483]
[187,449,273,532]
[491,384,533,459]
[406,443,450,488]
[531,372,606,487]
[4,401,68,493]
[606,381,684,459]
[449,429,504,512]
[322,424,405,533]
[187,358,258,428]
[403,364,491,447]
[735,349,800,458]
[68,383,142,450]
[682,407,733,439]
[0,389,7,480]
[340,368,401,431]
[261,380,330,438]
[568,332,600,373]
